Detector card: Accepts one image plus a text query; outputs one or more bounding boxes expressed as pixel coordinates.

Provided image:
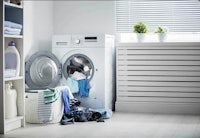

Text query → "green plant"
[155,26,168,33]
[133,22,148,33]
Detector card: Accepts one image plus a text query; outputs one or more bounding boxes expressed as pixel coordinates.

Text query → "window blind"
[115,0,200,33]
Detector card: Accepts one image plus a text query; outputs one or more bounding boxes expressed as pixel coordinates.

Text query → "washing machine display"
[62,54,94,81]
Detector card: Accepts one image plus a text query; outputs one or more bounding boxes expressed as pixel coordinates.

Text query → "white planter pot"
[158,33,167,42]
[137,33,145,42]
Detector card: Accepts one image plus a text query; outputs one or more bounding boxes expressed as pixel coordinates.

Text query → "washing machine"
[52,34,115,110]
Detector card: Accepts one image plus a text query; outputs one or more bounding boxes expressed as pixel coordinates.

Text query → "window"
[115,0,200,33]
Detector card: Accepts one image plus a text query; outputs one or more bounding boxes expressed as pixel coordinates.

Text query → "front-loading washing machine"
[25,34,115,123]
[52,34,115,110]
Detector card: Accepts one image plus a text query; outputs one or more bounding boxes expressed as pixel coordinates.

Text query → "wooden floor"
[1,112,200,138]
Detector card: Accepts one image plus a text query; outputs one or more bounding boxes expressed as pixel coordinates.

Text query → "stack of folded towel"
[4,21,22,35]
[43,88,61,104]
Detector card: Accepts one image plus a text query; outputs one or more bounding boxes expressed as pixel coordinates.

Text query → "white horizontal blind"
[115,0,200,33]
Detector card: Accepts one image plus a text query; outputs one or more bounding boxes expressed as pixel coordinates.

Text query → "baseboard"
[115,101,200,115]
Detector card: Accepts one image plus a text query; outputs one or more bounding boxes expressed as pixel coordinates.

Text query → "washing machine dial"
[74,39,81,44]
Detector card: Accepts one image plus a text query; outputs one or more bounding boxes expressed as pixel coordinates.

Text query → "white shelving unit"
[0,1,25,134]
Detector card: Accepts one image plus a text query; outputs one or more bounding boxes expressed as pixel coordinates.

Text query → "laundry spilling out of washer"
[25,34,115,124]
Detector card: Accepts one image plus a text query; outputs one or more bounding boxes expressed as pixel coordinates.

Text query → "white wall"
[24,1,54,60]
[24,1,115,59]
[53,1,115,35]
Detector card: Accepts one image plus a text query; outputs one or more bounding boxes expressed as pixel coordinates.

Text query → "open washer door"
[25,51,62,90]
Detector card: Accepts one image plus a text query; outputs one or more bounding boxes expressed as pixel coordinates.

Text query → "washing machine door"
[62,52,95,81]
[25,51,62,90]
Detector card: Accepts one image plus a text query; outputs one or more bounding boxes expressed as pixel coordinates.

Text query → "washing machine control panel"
[71,35,101,47]
[52,35,105,47]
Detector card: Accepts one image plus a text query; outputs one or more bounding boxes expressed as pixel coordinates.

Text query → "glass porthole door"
[25,51,62,90]
[62,54,94,81]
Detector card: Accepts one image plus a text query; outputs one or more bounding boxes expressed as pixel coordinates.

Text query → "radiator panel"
[116,44,200,114]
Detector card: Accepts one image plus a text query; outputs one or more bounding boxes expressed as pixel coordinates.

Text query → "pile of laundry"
[41,86,112,125]
[4,21,22,35]
[61,87,112,125]
[66,56,92,97]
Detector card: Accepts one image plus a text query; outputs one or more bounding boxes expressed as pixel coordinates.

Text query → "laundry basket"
[25,90,64,124]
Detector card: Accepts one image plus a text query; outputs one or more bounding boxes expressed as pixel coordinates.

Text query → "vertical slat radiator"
[116,43,200,114]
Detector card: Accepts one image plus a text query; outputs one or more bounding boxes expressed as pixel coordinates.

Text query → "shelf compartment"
[4,76,23,81]
[4,2,23,9]
[5,116,23,132]
[4,2,23,36]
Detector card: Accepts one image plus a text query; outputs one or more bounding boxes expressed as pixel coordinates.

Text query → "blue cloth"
[66,77,79,93]
[62,88,71,113]
[43,88,61,104]
[4,21,22,29]
[78,79,90,97]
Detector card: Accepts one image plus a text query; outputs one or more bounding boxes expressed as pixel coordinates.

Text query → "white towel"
[71,71,86,80]
[4,27,21,33]
[4,30,21,35]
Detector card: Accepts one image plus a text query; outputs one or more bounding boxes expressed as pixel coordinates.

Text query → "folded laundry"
[4,27,21,33]
[4,30,21,35]
[4,21,22,29]
[43,88,61,104]
[4,69,16,78]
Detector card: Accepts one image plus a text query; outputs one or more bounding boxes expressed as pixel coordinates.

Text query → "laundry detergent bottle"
[5,82,17,119]
[5,41,20,77]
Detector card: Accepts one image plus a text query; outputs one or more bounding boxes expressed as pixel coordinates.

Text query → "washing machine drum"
[63,54,94,81]
[25,51,62,90]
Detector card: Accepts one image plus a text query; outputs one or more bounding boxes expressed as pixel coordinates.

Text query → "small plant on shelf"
[133,22,148,42]
[133,21,148,33]
[155,26,168,33]
[155,26,168,42]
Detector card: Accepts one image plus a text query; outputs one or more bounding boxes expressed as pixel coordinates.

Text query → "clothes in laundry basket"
[43,88,61,104]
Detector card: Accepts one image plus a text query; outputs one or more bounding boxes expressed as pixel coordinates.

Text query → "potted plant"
[133,22,148,42]
[155,26,168,42]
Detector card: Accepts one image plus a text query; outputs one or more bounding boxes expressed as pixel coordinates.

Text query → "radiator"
[116,42,200,114]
